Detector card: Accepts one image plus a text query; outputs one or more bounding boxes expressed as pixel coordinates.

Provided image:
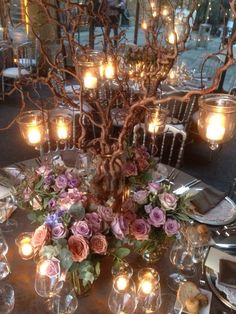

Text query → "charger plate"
[186,188,236,226]
[206,266,236,311]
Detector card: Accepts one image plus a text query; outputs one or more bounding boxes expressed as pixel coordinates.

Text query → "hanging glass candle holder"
[198,94,236,150]
[50,112,72,143]
[17,110,47,147]
[74,49,104,90]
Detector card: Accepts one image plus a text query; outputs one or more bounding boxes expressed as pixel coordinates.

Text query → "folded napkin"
[190,186,226,215]
[218,259,236,289]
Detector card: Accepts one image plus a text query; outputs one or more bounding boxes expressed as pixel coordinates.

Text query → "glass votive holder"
[145,107,169,136]
[15,232,34,260]
[17,110,47,147]
[0,254,10,280]
[50,113,72,142]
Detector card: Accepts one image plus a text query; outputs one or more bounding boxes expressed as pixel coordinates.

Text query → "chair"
[160,91,197,131]
[132,123,187,168]
[1,41,33,100]
[200,55,224,88]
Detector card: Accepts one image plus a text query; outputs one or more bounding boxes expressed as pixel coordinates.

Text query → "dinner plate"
[186,188,236,226]
[174,288,212,314]
[206,266,236,311]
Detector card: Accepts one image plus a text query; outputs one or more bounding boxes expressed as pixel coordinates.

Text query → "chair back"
[132,123,187,168]
[201,55,224,83]
[17,42,33,74]
[160,91,197,131]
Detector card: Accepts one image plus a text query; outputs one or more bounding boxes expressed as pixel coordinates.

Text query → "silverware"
[173,179,201,195]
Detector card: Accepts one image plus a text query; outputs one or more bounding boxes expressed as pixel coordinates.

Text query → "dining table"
[1,151,236,314]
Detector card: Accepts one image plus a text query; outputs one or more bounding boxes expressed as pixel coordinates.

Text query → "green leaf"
[95,262,100,276]
[43,197,49,209]
[40,245,59,259]
[35,177,44,190]
[114,247,130,259]
[59,248,73,270]
[69,203,85,220]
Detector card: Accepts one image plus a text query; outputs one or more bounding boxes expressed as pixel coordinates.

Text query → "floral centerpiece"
[16,157,190,293]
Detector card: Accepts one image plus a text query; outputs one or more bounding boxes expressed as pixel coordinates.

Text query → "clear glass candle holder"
[198,94,236,150]
[145,107,169,136]
[17,110,47,147]
[50,113,72,143]
[15,232,34,260]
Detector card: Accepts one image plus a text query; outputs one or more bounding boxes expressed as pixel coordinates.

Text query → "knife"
[173,179,201,195]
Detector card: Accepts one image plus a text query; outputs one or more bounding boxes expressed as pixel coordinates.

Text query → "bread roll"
[177,281,200,307]
[185,297,200,314]
[196,293,208,307]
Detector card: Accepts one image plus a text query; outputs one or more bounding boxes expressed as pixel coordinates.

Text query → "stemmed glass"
[50,281,78,314]
[0,283,15,313]
[0,194,17,233]
[0,230,10,280]
[168,235,195,291]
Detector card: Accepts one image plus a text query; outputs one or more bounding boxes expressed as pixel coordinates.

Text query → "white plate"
[186,188,236,226]
[175,288,212,314]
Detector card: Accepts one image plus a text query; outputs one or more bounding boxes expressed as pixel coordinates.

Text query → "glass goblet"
[0,283,14,314]
[108,278,137,314]
[50,281,78,314]
[168,237,195,291]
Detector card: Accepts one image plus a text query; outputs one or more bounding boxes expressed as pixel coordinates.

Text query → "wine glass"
[0,230,8,256]
[0,283,14,313]
[50,281,78,314]
[108,278,137,314]
[0,194,17,233]
[168,236,195,291]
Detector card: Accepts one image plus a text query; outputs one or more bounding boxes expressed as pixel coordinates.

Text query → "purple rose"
[148,182,160,193]
[111,214,129,240]
[123,161,138,177]
[85,212,102,233]
[159,192,177,210]
[97,206,114,222]
[52,223,67,239]
[66,171,80,188]
[55,175,68,190]
[144,203,152,214]
[44,175,54,186]
[148,207,166,227]
[71,221,91,238]
[131,219,151,240]
[133,190,149,205]
[164,219,180,236]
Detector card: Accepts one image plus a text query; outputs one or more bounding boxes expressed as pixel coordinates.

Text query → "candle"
[56,118,68,140]
[148,122,159,134]
[16,233,34,260]
[27,121,42,145]
[168,32,176,44]
[162,8,169,16]
[140,279,153,294]
[169,70,176,80]
[105,62,115,80]
[152,11,157,17]
[114,274,129,292]
[206,114,225,141]
[142,21,148,30]
[84,72,98,89]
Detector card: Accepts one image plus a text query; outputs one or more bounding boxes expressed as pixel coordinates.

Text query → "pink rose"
[123,161,138,177]
[133,190,149,205]
[39,257,61,278]
[111,214,129,240]
[159,192,177,210]
[164,219,180,236]
[90,234,108,255]
[131,219,151,240]
[97,206,114,222]
[52,223,67,239]
[68,235,89,262]
[32,225,49,249]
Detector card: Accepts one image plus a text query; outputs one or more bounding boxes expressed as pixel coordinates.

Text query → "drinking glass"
[0,255,10,280]
[0,194,17,233]
[50,281,78,314]
[108,278,137,314]
[0,230,8,255]
[168,236,195,291]
[0,283,14,313]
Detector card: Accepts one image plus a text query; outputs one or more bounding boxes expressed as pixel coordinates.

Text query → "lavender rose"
[90,234,108,255]
[123,161,138,177]
[159,192,177,210]
[133,190,149,205]
[97,206,114,222]
[71,221,91,238]
[39,257,61,278]
[131,219,151,240]
[32,225,49,249]
[148,182,160,193]
[52,223,67,239]
[55,175,68,190]
[85,212,102,233]
[148,207,166,227]
[111,214,129,240]
[164,219,180,236]
[68,235,89,262]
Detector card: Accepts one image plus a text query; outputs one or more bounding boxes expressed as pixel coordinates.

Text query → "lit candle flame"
[114,275,129,292]
[206,114,225,141]
[56,118,69,140]
[168,32,176,44]
[142,21,148,30]
[105,62,115,79]
[84,72,98,89]
[27,120,41,144]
